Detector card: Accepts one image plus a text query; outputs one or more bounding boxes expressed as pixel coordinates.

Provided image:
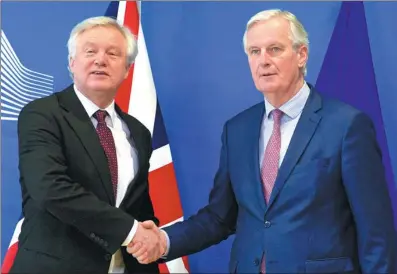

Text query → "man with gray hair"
[10,16,165,273]
[129,9,396,273]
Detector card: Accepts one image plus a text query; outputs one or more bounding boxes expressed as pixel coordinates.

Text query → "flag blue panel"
[315,2,396,225]
[364,2,397,192]
[152,102,170,150]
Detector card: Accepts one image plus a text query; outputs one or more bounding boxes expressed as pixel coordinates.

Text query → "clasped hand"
[127,220,167,264]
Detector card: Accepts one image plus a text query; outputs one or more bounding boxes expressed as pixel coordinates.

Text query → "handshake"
[127,220,168,264]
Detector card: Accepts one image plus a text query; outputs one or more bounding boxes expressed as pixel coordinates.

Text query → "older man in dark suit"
[10,16,166,274]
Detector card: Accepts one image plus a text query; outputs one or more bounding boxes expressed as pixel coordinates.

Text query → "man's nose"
[94,53,107,66]
[259,50,271,66]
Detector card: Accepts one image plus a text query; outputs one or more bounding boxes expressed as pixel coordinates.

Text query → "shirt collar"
[264,81,310,120]
[74,85,117,127]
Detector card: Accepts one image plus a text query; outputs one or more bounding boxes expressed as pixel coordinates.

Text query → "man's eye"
[270,47,282,54]
[250,49,260,55]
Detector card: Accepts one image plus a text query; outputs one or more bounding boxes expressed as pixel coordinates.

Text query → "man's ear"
[69,57,75,73]
[124,64,132,80]
[297,45,308,69]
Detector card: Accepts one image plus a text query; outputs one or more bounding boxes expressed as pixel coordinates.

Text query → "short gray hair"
[67,16,137,69]
[242,9,309,76]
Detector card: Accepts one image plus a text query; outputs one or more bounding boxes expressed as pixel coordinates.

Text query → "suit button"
[95,236,100,242]
[104,254,112,261]
[103,241,108,247]
[264,221,271,228]
[90,233,95,238]
[254,258,260,266]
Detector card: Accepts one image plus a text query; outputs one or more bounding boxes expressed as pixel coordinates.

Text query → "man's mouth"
[261,73,276,77]
[91,71,109,76]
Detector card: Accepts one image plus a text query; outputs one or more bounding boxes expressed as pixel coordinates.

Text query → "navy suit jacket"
[163,85,396,273]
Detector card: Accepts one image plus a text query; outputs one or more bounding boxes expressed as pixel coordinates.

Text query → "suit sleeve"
[341,112,397,273]
[17,101,135,254]
[162,121,238,261]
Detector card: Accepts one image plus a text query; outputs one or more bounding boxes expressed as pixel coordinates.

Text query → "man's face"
[246,17,307,95]
[69,26,129,96]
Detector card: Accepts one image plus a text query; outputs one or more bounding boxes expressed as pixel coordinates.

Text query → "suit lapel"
[244,104,268,213]
[58,86,115,205]
[266,88,322,211]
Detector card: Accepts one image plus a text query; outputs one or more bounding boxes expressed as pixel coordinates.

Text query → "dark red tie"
[93,110,118,198]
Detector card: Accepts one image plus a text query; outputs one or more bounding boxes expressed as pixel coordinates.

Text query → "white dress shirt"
[259,81,310,168]
[74,86,139,273]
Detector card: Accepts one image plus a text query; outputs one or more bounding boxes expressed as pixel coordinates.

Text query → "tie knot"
[272,109,283,125]
[93,110,108,123]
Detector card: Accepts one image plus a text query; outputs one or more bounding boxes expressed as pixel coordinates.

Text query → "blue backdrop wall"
[1,2,396,273]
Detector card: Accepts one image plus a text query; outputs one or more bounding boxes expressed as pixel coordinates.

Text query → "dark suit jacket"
[10,85,160,274]
[163,84,397,273]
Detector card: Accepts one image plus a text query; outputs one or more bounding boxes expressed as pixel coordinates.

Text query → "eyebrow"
[248,43,285,49]
[81,43,122,51]
[268,43,284,47]
[81,42,96,48]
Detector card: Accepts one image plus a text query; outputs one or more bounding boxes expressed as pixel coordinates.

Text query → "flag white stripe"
[116,1,127,25]
[149,144,173,172]
[128,24,157,135]
[8,218,24,248]
[165,258,189,274]
[160,216,184,228]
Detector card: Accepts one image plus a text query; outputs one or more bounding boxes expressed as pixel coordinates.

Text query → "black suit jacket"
[10,85,160,273]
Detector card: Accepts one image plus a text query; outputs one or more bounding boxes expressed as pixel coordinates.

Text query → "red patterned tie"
[260,109,283,274]
[261,108,283,203]
[94,110,118,198]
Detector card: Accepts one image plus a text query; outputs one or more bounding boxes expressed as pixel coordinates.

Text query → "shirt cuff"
[122,220,138,246]
[161,229,170,258]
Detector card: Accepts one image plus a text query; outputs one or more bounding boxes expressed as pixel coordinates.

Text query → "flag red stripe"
[148,163,184,226]
[182,256,191,272]
[158,263,170,273]
[1,243,18,273]
[124,2,139,36]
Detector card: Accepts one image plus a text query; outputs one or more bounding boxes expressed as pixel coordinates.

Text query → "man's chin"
[258,84,280,94]
[87,85,115,93]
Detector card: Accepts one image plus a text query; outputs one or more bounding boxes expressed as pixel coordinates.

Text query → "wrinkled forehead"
[76,25,126,46]
[246,18,293,48]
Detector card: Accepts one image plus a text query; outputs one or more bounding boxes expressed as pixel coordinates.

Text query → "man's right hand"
[127,221,166,264]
